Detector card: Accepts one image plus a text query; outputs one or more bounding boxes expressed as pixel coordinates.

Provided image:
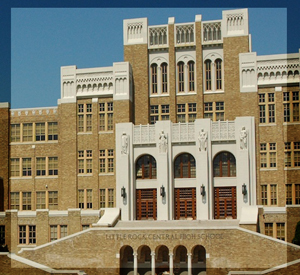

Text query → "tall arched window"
[151,64,158,94]
[215,59,222,90]
[178,61,185,92]
[136,155,157,179]
[174,153,196,178]
[161,63,168,94]
[213,151,236,177]
[188,61,195,92]
[205,60,212,91]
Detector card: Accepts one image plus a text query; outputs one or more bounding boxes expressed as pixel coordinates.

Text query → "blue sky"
[9,8,289,108]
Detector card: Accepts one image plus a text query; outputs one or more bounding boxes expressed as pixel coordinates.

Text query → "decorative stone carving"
[18,111,21,116]
[121,132,128,155]
[32,110,36,115]
[39,110,42,115]
[46,109,50,114]
[240,126,247,150]
[198,129,207,151]
[158,130,168,153]
[25,111,28,116]
[11,111,14,116]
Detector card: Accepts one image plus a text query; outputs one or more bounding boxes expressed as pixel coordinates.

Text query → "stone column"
[151,251,156,275]
[187,253,192,275]
[169,253,174,275]
[133,252,138,275]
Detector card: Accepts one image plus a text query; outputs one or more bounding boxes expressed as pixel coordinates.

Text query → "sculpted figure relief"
[198,129,207,151]
[159,130,168,153]
[121,132,128,154]
[240,126,247,150]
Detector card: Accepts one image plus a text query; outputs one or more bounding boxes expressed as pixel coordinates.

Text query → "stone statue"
[121,132,128,154]
[159,130,168,153]
[198,129,207,151]
[240,127,247,150]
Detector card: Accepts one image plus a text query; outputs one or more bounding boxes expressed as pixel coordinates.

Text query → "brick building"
[1,8,300,275]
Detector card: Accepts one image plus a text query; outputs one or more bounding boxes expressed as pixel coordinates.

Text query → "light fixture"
[160,186,165,197]
[201,184,206,196]
[242,184,247,196]
[121,186,126,198]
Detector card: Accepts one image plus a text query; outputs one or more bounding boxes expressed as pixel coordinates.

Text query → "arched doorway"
[137,245,151,275]
[192,245,206,275]
[155,245,169,274]
[173,245,188,275]
[120,245,134,275]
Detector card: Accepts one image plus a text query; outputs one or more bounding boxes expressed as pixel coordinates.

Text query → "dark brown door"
[174,188,196,220]
[214,187,236,219]
[136,189,157,220]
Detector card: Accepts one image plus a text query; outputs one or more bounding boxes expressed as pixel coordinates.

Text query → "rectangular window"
[188,61,195,92]
[50,225,57,241]
[261,184,277,206]
[265,223,273,237]
[108,188,114,207]
[22,123,33,142]
[204,102,224,121]
[19,225,36,245]
[22,192,32,210]
[36,191,46,209]
[10,192,20,210]
[0,226,5,245]
[22,158,32,176]
[284,141,300,168]
[19,225,27,244]
[87,189,93,209]
[99,188,114,208]
[99,102,114,131]
[276,223,285,241]
[283,91,300,123]
[35,123,45,141]
[28,225,36,244]
[260,143,276,169]
[286,183,300,205]
[78,189,92,209]
[162,63,168,94]
[78,189,84,209]
[286,184,292,205]
[178,62,184,92]
[48,191,58,210]
[11,124,20,142]
[259,92,276,124]
[150,105,169,124]
[99,189,106,208]
[10,158,20,177]
[78,150,93,174]
[48,122,58,141]
[82,225,90,231]
[270,184,277,205]
[261,185,268,205]
[78,103,92,132]
[36,157,46,176]
[60,225,68,238]
[177,103,196,123]
[48,157,58,175]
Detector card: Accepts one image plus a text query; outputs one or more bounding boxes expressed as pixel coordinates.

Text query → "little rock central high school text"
[1,8,300,275]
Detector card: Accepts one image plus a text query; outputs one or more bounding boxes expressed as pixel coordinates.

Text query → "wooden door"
[136,189,157,220]
[214,187,236,219]
[174,188,196,220]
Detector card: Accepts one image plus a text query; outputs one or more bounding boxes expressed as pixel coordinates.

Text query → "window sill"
[259,124,277,127]
[77,132,92,135]
[17,244,36,248]
[203,90,224,94]
[176,92,197,96]
[98,131,113,135]
[35,176,58,179]
[283,122,300,125]
[99,173,114,176]
[284,167,300,170]
[77,174,93,177]
[260,168,278,171]
[10,141,58,145]
[150,93,169,97]
[10,177,32,180]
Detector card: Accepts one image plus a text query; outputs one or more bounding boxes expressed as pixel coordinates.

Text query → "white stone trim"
[0,102,9,108]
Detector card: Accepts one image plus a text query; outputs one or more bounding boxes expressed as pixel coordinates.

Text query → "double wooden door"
[214,187,236,219]
[136,189,157,220]
[174,188,196,220]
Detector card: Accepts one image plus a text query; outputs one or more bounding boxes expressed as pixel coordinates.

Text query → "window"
[264,222,285,241]
[36,191,46,209]
[178,62,185,92]
[78,103,92,132]
[174,153,196,178]
[213,152,236,177]
[284,142,300,168]
[78,189,93,209]
[11,124,20,142]
[258,92,275,123]
[22,192,32,210]
[188,61,195,92]
[48,122,58,141]
[50,225,67,241]
[260,184,277,206]
[177,103,196,123]
[82,224,90,230]
[48,191,58,210]
[99,188,114,208]
[48,157,58,175]
[10,158,20,177]
[99,149,114,173]
[204,60,212,91]
[35,157,58,176]
[22,158,32,176]
[36,157,46,176]
[260,143,277,169]
[99,102,113,131]
[35,123,45,141]
[161,63,168,94]
[151,64,158,94]
[204,102,224,121]
[136,155,157,179]
[286,183,300,205]
[19,225,36,245]
[0,226,4,245]
[10,192,19,210]
[150,105,169,124]
[22,123,33,142]
[283,91,300,123]
[215,59,222,90]
[78,150,93,174]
